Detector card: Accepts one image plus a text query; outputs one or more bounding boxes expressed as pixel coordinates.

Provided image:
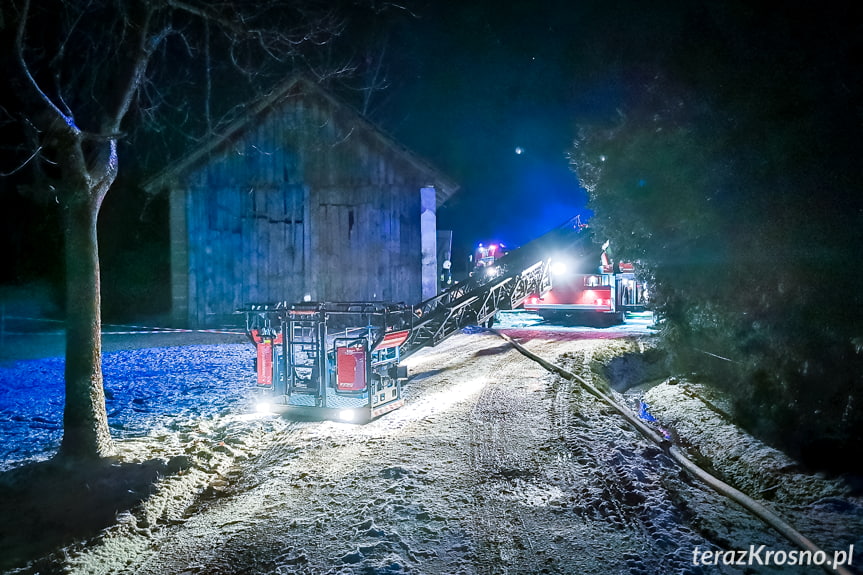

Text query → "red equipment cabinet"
[250,329,283,387]
[336,343,368,392]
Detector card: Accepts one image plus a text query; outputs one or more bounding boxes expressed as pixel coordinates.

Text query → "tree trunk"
[58,195,115,460]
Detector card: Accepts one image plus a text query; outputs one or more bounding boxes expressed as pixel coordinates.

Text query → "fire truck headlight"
[256,400,274,414]
[338,409,357,422]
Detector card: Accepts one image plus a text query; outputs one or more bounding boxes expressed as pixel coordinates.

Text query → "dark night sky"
[375,1,600,253]
[357,1,860,265]
[356,1,693,260]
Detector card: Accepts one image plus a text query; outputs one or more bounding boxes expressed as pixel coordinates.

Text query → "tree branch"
[166,0,246,37]
[103,3,159,134]
[48,1,88,119]
[0,146,43,177]
[15,0,81,135]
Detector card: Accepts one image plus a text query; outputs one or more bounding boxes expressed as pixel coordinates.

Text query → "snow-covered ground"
[0,331,255,471]
[1,311,861,574]
[0,310,652,471]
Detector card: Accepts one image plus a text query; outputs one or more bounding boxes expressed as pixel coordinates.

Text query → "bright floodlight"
[551,261,568,275]
[338,409,357,422]
[256,400,274,414]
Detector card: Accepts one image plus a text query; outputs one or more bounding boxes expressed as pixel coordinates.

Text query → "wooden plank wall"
[302,94,423,306]
[183,118,308,327]
[179,90,428,327]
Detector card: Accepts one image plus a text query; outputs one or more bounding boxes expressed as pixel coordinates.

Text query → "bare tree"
[4,0,355,462]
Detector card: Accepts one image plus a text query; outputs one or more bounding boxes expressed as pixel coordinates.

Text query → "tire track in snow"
[467,340,564,573]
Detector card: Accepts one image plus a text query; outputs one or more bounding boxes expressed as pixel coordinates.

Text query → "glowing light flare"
[338,409,358,423]
[256,400,275,414]
[229,403,276,422]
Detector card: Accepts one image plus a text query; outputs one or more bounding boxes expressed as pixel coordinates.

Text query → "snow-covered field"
[1,311,861,574]
[0,311,651,472]
[0,331,255,471]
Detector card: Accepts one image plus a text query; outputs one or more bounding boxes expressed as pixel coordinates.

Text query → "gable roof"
[142,74,459,208]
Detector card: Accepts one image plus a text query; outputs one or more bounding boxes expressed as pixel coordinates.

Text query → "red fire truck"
[470,242,510,275]
[522,240,648,324]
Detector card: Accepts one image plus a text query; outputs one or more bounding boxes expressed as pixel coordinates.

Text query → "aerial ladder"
[239,217,589,423]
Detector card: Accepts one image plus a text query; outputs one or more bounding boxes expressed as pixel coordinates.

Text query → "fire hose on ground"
[492,328,854,575]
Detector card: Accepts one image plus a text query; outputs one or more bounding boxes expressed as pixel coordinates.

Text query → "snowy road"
[3,313,861,574]
[61,316,824,574]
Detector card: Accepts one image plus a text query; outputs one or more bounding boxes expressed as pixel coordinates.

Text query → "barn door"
[247,184,305,303]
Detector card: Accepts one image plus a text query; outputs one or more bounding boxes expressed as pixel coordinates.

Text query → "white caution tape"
[1,316,243,336]
[102,329,243,336]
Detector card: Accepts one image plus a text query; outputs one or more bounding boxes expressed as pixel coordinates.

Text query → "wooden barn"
[143,75,458,328]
